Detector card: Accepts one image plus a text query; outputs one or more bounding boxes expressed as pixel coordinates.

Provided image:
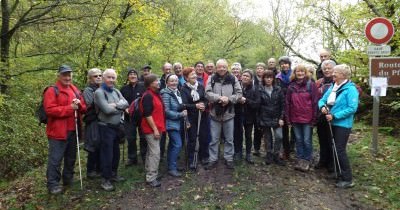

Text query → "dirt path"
[107,154,373,210]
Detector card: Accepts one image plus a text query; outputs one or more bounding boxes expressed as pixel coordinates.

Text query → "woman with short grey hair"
[319,64,359,188]
[83,68,103,179]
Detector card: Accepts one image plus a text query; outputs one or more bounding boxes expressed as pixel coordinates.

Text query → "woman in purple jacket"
[286,64,318,172]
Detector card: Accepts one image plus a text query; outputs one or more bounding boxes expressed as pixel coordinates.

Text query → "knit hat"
[127,67,138,76]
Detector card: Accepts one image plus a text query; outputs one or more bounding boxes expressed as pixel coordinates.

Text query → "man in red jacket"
[43,65,86,195]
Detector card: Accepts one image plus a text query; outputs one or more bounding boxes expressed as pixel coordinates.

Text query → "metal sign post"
[372,87,380,156]
[366,17,396,156]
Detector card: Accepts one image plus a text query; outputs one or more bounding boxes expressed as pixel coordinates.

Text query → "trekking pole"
[193,110,202,169]
[74,110,83,190]
[324,106,342,177]
[183,116,189,171]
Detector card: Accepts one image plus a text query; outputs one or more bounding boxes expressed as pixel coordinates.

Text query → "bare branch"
[276,30,318,65]
[86,0,111,68]
[362,0,383,17]
[321,17,355,50]
[8,67,56,77]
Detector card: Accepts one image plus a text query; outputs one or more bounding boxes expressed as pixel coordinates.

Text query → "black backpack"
[36,86,59,125]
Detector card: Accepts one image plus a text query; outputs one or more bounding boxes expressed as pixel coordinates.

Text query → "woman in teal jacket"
[318,64,359,189]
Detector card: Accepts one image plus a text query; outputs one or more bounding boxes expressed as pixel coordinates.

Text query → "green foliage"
[387,101,400,111]
[349,125,400,209]
[0,93,47,179]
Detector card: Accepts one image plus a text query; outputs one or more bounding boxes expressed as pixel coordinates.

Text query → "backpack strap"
[306,80,311,94]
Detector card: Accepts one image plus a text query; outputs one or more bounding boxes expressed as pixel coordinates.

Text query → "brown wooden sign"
[370,57,400,87]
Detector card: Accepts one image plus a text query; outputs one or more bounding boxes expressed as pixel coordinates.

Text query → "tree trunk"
[1,0,11,94]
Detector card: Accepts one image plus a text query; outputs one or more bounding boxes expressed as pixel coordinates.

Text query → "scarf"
[327,79,348,105]
[281,69,292,85]
[101,83,113,93]
[186,81,200,102]
[168,87,182,104]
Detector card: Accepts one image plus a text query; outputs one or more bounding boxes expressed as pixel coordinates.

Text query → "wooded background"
[0,0,399,179]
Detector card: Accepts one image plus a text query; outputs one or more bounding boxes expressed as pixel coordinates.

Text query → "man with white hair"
[267,57,279,75]
[94,69,129,191]
[205,62,215,75]
[316,48,335,79]
[160,62,172,90]
[205,59,242,170]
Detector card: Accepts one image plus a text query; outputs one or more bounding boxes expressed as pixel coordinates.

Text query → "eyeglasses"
[93,75,102,78]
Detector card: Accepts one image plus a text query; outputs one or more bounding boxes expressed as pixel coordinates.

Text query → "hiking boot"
[253,150,261,157]
[294,159,303,171]
[265,153,273,165]
[336,181,354,189]
[168,170,182,177]
[101,179,115,191]
[48,186,63,195]
[111,175,126,182]
[245,154,254,164]
[225,160,234,169]
[125,159,138,167]
[273,154,286,166]
[204,161,217,170]
[147,179,161,187]
[87,171,101,179]
[300,160,310,172]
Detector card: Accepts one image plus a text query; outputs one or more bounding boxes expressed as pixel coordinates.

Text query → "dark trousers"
[187,114,209,164]
[160,132,166,159]
[47,132,77,189]
[253,124,263,151]
[87,149,101,173]
[233,113,244,155]
[333,126,352,182]
[317,117,333,170]
[243,123,254,154]
[99,124,120,180]
[282,123,296,154]
[125,121,147,162]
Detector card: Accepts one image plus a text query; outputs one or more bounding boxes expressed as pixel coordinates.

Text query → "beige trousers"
[145,134,160,182]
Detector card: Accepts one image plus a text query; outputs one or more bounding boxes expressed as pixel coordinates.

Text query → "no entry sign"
[365,17,394,45]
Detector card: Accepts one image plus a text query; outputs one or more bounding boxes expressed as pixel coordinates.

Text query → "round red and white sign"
[365,17,394,44]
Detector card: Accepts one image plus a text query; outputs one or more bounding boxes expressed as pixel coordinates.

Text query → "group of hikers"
[42,48,359,195]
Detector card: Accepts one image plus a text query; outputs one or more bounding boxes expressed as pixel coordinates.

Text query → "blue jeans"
[47,132,77,190]
[99,124,120,180]
[167,130,182,171]
[293,123,313,161]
